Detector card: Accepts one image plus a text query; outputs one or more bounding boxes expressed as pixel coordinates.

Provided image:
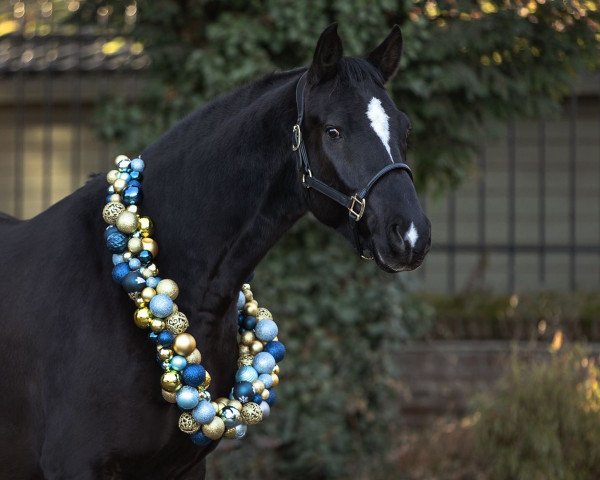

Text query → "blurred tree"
[76,0,599,191]
[68,1,599,478]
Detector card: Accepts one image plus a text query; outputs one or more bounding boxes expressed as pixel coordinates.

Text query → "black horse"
[0,24,430,479]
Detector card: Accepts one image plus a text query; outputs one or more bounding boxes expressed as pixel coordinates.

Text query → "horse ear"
[367,25,403,83]
[308,23,343,84]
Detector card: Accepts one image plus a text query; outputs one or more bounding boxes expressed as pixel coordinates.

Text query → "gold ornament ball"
[134,297,147,308]
[161,389,177,403]
[142,287,157,303]
[241,331,255,346]
[107,169,119,184]
[156,279,179,300]
[200,371,211,389]
[223,427,237,439]
[158,348,173,361]
[202,416,225,440]
[244,290,254,302]
[173,333,196,356]
[133,307,152,329]
[228,399,243,411]
[109,193,121,203]
[126,205,139,213]
[241,402,263,425]
[257,308,273,320]
[151,319,166,333]
[185,348,201,364]
[244,303,258,317]
[102,201,125,225]
[178,412,200,434]
[261,389,270,401]
[128,237,143,253]
[161,371,181,392]
[271,374,279,386]
[252,380,265,395]
[139,217,154,237]
[146,263,159,276]
[114,154,129,166]
[239,345,250,355]
[238,354,254,367]
[113,178,127,193]
[241,283,251,292]
[250,341,264,355]
[141,238,159,257]
[273,365,280,375]
[123,251,132,261]
[211,401,221,413]
[116,211,138,234]
[166,311,189,335]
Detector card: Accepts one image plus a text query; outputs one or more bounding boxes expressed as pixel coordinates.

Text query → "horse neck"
[140,71,307,320]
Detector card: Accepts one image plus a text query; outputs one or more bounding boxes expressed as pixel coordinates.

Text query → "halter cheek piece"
[292,72,414,260]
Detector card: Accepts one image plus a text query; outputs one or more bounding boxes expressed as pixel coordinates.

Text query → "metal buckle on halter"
[301,169,312,188]
[292,124,302,151]
[348,195,366,221]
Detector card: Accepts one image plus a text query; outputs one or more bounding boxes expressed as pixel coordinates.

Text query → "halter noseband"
[292,72,414,259]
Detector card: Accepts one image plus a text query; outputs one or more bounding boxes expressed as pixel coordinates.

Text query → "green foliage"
[74,0,599,192]
[207,217,431,479]
[473,347,600,480]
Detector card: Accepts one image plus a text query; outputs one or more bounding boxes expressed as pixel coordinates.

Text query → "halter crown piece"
[292,72,414,259]
[102,155,284,445]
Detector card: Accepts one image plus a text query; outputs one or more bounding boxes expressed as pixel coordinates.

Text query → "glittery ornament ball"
[201,416,225,440]
[112,262,130,283]
[130,157,145,172]
[190,431,212,446]
[182,364,206,387]
[146,276,160,288]
[256,308,273,320]
[115,210,138,234]
[192,400,216,425]
[266,389,276,406]
[264,341,286,363]
[157,330,174,347]
[185,348,201,365]
[156,279,179,300]
[252,352,276,375]
[254,319,278,342]
[235,365,258,383]
[233,381,254,403]
[258,373,273,389]
[149,294,174,318]
[176,386,200,410]
[161,389,177,403]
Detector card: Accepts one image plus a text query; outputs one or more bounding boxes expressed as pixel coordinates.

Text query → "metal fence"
[1,31,599,293]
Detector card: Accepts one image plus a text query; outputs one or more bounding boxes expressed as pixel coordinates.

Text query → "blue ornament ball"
[138,250,153,266]
[242,316,257,331]
[123,186,143,206]
[190,431,212,446]
[252,352,276,375]
[176,386,199,410]
[233,381,254,403]
[264,341,286,363]
[255,319,278,342]
[119,172,131,181]
[192,400,216,425]
[112,262,130,284]
[252,394,263,404]
[112,253,125,265]
[104,225,119,242]
[149,294,174,318]
[122,271,146,293]
[182,364,206,387]
[146,276,160,288]
[266,389,276,406]
[106,231,128,254]
[129,171,142,180]
[157,330,174,347]
[235,365,258,383]
[128,258,142,270]
[237,291,245,310]
[130,157,145,172]
[148,332,158,342]
[258,373,273,389]
[170,355,187,371]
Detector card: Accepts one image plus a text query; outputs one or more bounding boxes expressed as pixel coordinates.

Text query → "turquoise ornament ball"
[257,373,273,389]
[176,386,199,410]
[235,365,258,383]
[170,355,187,371]
[149,294,174,318]
[192,400,216,425]
[255,319,278,342]
[252,352,276,375]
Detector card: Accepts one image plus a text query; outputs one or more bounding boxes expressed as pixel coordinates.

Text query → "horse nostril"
[391,224,407,253]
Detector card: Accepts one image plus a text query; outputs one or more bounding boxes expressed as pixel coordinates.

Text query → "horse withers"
[0,24,430,479]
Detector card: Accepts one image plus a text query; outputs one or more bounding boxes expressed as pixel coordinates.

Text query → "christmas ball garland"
[102,154,284,444]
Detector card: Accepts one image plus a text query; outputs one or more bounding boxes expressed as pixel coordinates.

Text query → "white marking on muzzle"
[366,97,393,162]
[405,222,418,248]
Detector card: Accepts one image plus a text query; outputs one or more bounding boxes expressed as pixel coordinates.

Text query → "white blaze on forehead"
[405,222,419,248]
[366,97,393,162]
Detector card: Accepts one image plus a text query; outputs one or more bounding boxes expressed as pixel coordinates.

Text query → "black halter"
[292,72,414,259]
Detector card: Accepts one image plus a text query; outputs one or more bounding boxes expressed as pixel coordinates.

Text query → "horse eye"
[326,127,340,139]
